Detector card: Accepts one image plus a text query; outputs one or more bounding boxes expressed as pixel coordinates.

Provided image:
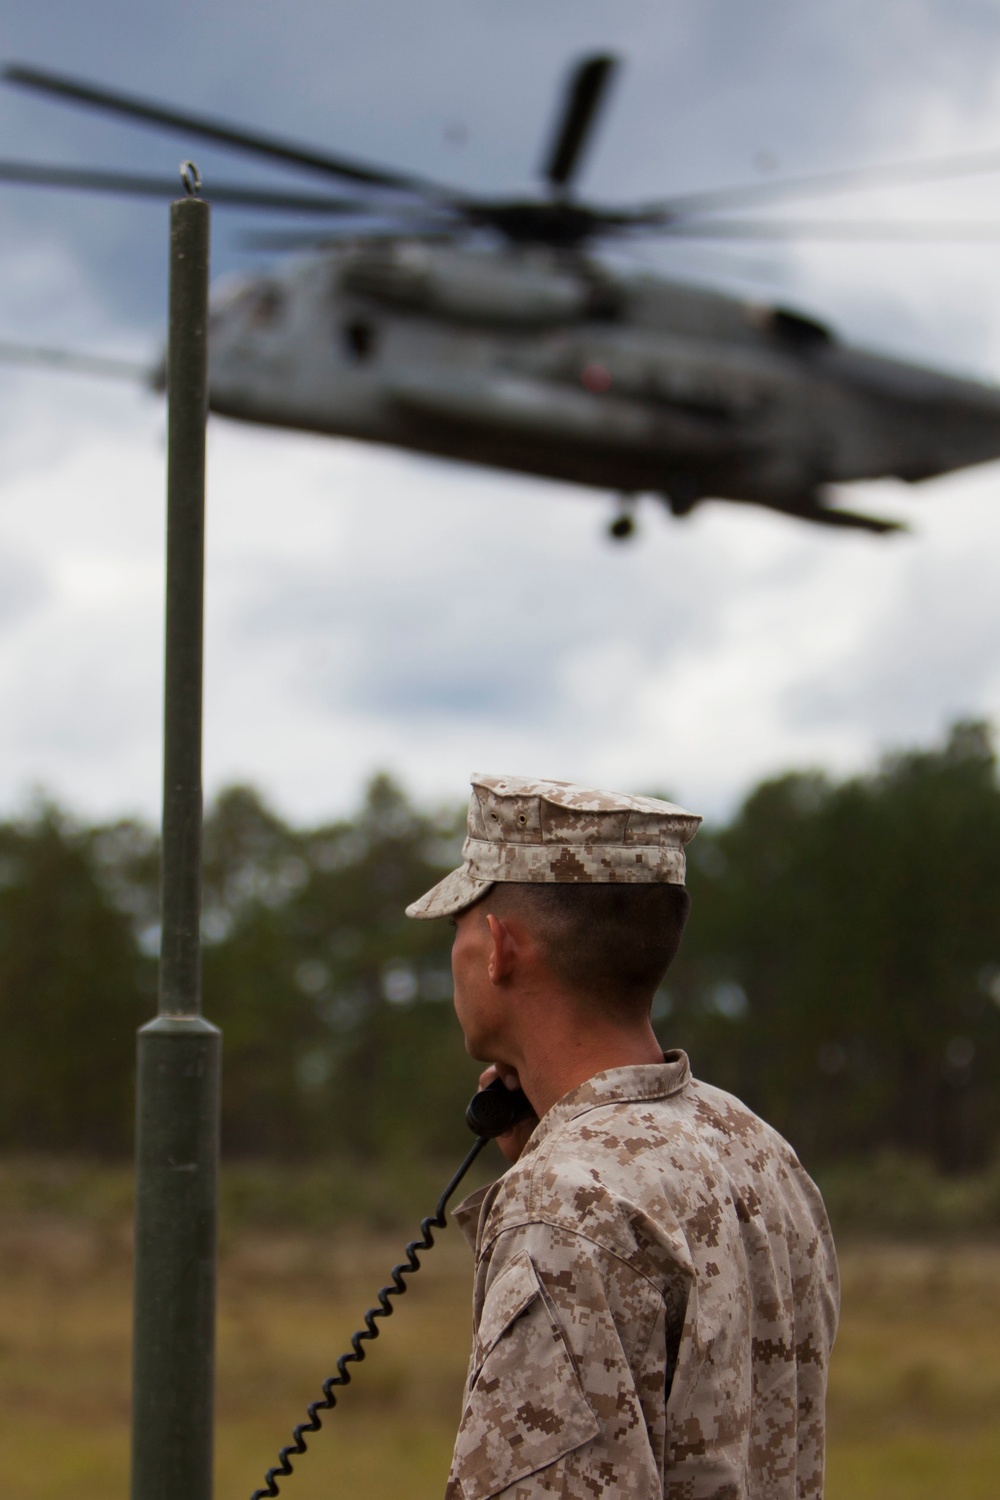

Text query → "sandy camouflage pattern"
[447,1053,839,1499]
[407,775,702,920]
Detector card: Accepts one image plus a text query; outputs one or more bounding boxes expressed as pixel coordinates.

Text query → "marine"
[407,773,839,1499]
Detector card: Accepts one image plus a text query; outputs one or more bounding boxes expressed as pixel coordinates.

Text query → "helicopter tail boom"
[772,492,906,534]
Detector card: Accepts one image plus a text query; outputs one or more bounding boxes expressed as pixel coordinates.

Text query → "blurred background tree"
[669,719,1000,1172]
[0,722,997,1173]
[0,801,152,1151]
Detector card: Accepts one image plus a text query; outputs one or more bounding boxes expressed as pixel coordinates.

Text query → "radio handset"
[250,1076,537,1499]
[465,1075,535,1138]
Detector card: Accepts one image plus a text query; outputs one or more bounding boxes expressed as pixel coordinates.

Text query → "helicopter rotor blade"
[3,62,459,202]
[0,159,411,213]
[638,216,1000,241]
[15,57,1000,252]
[540,54,618,193]
[632,147,1000,221]
[0,338,153,383]
[240,223,454,250]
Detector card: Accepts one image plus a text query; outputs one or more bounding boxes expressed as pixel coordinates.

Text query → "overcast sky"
[1,0,1000,826]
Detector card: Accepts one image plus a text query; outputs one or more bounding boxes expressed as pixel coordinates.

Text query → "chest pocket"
[453,1250,599,1500]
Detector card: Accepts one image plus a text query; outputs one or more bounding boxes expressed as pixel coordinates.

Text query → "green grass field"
[1,1202,998,1499]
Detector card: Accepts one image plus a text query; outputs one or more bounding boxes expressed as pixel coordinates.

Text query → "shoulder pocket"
[454,1251,599,1500]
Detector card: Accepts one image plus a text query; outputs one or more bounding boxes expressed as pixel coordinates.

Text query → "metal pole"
[131,176,220,1500]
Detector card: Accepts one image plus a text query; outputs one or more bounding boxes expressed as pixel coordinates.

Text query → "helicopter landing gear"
[661,474,702,518]
[608,495,637,541]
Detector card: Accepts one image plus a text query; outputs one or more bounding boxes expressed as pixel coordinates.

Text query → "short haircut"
[483,880,690,1015]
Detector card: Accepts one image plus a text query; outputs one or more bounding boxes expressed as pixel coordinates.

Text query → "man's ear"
[486,912,517,985]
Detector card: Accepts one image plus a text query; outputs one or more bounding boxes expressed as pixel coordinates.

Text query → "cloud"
[0,545,46,631]
[0,388,997,825]
[780,467,1000,745]
[224,453,716,732]
[0,410,165,813]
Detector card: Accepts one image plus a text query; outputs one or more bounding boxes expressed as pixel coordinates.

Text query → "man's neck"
[514,1020,664,1119]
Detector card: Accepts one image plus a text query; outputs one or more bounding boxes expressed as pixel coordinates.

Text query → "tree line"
[1,721,997,1173]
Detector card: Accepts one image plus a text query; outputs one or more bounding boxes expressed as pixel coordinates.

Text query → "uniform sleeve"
[446,1220,670,1500]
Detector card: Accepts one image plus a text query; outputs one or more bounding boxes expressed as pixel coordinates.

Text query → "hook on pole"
[180,159,202,196]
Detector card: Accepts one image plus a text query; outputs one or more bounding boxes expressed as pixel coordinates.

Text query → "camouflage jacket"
[447,1052,839,1500]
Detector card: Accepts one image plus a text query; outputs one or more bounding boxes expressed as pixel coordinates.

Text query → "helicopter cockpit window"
[343,320,378,363]
[767,308,833,354]
[249,285,285,328]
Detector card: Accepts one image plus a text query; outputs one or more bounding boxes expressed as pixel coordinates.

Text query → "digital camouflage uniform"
[448,1055,838,1499]
[408,775,840,1500]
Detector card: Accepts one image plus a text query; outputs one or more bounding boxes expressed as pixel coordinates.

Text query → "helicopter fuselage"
[207,241,1000,532]
[9,54,1000,534]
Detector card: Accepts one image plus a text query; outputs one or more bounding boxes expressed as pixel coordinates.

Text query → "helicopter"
[5,54,1000,539]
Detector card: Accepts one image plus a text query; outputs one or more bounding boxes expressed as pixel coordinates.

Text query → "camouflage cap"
[406,774,702,920]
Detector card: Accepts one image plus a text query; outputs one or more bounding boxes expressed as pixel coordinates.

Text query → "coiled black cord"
[249,1133,490,1500]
